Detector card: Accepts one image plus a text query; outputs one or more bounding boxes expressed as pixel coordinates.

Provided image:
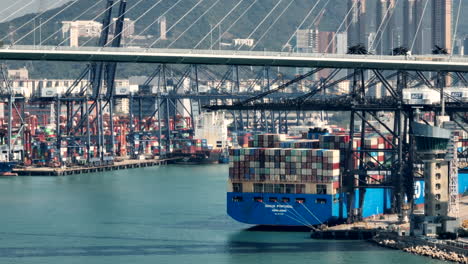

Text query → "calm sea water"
[0,165,442,264]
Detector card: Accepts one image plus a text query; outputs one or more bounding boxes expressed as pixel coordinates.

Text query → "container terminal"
[0,0,467,262]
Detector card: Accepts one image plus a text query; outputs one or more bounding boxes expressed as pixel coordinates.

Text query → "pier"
[12,158,181,176]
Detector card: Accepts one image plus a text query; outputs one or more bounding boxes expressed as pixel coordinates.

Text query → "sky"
[1,0,72,21]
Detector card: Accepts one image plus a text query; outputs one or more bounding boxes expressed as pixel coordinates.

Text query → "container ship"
[175,112,230,164]
[227,131,468,226]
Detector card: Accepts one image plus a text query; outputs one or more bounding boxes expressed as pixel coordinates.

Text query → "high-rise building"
[346,0,367,48]
[295,29,335,53]
[62,21,103,47]
[296,29,318,53]
[432,0,452,52]
[375,0,395,54]
[110,18,135,38]
[463,36,468,55]
[295,29,336,78]
[336,32,348,54]
[159,16,167,40]
[403,0,425,54]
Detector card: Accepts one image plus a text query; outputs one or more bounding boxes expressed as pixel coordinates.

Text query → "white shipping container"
[402,88,440,105]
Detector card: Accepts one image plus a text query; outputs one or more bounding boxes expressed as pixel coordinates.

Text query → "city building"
[61,20,103,47]
[295,29,336,53]
[375,0,396,54]
[295,29,336,78]
[336,32,348,54]
[464,36,468,55]
[346,0,367,48]
[432,0,452,52]
[8,68,29,80]
[403,0,425,54]
[110,18,135,38]
[159,16,167,40]
[296,29,317,53]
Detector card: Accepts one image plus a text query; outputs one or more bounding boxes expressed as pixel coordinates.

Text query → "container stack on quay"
[173,139,211,154]
[235,133,254,148]
[16,114,198,166]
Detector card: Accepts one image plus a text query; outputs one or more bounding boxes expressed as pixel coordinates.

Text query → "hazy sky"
[1,0,72,21]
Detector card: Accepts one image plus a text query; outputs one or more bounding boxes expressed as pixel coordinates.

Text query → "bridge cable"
[149,0,207,48]
[80,0,149,47]
[0,0,37,23]
[250,0,295,51]
[324,0,358,53]
[40,0,103,45]
[126,0,184,47]
[369,0,399,52]
[0,0,70,43]
[167,0,222,48]
[410,0,429,52]
[237,0,285,50]
[281,0,325,51]
[11,0,80,45]
[107,0,164,47]
[451,0,462,55]
[56,0,121,47]
[209,0,259,50]
[193,0,245,49]
[0,0,25,18]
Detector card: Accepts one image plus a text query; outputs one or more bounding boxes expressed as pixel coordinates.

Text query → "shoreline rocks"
[372,237,467,263]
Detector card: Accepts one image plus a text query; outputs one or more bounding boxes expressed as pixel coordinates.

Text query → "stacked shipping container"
[229,148,340,183]
[229,133,340,186]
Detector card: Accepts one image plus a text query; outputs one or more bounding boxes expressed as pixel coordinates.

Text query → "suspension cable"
[149,0,206,48]
[194,0,245,49]
[107,0,164,47]
[371,0,401,53]
[168,0,222,48]
[410,0,429,52]
[250,0,295,50]
[80,0,147,47]
[209,0,259,50]
[324,0,357,53]
[0,0,37,23]
[369,0,398,51]
[1,0,69,43]
[237,0,285,50]
[451,0,462,54]
[12,0,80,45]
[56,0,121,47]
[126,0,183,47]
[281,0,324,51]
[40,0,103,45]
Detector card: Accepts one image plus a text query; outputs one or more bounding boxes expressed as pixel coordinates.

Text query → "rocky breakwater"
[373,236,467,263]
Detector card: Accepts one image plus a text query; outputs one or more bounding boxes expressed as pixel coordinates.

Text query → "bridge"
[1,0,468,224]
[2,46,468,72]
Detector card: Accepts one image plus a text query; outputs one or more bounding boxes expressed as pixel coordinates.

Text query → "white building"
[110,18,135,38]
[62,20,103,47]
[8,68,29,80]
[233,38,255,47]
[336,32,348,54]
[159,16,167,40]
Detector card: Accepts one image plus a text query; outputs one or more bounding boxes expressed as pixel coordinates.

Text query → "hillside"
[1,0,468,79]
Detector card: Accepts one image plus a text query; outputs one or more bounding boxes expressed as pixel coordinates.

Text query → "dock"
[12,158,181,176]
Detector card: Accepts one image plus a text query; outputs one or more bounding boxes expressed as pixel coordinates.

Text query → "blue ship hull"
[227,189,391,226]
[227,174,468,226]
[0,161,17,174]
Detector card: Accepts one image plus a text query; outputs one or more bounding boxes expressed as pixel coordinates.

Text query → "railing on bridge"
[3,45,468,64]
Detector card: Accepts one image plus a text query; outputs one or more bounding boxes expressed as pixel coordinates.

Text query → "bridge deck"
[2,46,468,72]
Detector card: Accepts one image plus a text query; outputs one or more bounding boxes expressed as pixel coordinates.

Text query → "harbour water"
[0,165,443,263]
